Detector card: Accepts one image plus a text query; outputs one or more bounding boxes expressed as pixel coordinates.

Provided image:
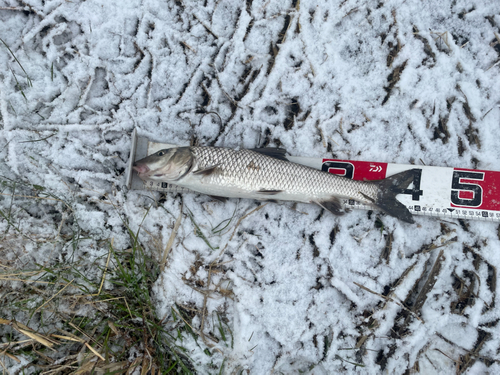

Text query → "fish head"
[133,147,193,181]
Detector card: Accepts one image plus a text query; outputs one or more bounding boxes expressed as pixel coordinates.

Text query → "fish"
[133,146,417,223]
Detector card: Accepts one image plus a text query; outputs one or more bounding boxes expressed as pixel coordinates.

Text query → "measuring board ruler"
[126,129,500,222]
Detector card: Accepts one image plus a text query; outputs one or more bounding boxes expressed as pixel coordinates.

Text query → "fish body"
[133,146,417,223]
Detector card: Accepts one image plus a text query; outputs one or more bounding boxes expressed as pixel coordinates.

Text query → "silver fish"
[133,146,417,223]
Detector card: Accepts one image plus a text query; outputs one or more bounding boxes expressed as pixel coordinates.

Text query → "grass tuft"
[186,208,218,251]
[0,180,197,374]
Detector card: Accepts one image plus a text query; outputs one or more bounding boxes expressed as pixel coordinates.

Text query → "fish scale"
[190,147,378,204]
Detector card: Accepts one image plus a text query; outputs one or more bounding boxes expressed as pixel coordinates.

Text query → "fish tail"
[372,169,418,223]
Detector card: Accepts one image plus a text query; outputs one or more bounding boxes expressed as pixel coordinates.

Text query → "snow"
[1,0,500,373]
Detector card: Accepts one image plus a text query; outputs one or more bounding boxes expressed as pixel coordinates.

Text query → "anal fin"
[314,198,344,216]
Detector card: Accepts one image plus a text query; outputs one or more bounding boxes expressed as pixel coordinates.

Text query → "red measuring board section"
[451,168,500,211]
[321,159,388,181]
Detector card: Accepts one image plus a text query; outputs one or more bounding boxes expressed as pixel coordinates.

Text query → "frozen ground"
[1,0,500,373]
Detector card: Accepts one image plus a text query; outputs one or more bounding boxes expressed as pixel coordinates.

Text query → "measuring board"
[126,129,500,222]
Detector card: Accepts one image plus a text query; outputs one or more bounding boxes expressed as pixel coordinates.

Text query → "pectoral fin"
[193,165,219,176]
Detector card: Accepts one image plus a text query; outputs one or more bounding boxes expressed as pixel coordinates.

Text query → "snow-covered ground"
[1,0,500,373]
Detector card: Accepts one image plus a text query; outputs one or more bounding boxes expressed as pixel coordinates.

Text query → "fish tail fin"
[372,169,418,224]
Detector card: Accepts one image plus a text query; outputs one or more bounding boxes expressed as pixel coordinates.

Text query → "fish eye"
[157,150,166,156]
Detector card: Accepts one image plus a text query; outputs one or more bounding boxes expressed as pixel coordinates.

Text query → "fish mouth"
[132,164,166,179]
[133,163,150,175]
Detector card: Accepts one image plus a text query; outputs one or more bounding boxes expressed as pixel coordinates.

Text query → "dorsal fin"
[249,148,288,161]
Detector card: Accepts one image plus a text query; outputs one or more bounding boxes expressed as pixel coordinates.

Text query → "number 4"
[399,169,423,201]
